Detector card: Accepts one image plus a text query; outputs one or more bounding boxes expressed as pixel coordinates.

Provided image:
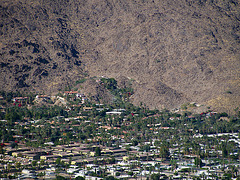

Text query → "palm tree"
[229,165,238,178]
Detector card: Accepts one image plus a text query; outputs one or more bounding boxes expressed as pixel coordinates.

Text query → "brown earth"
[0,0,240,113]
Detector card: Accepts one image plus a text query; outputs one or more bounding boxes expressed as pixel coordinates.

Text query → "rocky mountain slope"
[0,0,240,113]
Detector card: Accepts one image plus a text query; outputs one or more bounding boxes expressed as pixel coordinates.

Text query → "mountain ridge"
[0,0,240,113]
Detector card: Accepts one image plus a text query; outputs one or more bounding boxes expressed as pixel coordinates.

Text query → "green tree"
[15,162,21,169]
[159,145,170,159]
[194,157,203,168]
[228,165,238,178]
[32,160,37,167]
[151,173,160,180]
[131,139,138,146]
[56,175,67,180]
[40,159,45,167]
[68,157,72,167]
[75,176,85,180]
[7,163,11,172]
[104,176,117,180]
[0,145,5,154]
[95,147,101,156]
[11,142,18,149]
[128,171,133,176]
[56,157,62,166]
[222,146,228,158]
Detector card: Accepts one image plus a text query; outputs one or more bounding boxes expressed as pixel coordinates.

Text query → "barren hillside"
[0,0,240,113]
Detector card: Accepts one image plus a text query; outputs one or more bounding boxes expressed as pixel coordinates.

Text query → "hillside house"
[35,95,50,100]
[12,97,28,104]
[64,91,78,96]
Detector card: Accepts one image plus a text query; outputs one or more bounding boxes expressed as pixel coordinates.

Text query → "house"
[53,152,73,158]
[90,151,95,156]
[24,153,40,160]
[67,167,79,174]
[7,147,31,156]
[106,111,122,115]
[12,152,21,157]
[44,142,54,146]
[53,145,67,152]
[76,93,85,98]
[160,127,170,130]
[81,97,88,103]
[72,104,82,108]
[12,97,28,104]
[72,148,90,155]
[99,126,112,130]
[83,107,93,111]
[220,117,229,121]
[36,95,50,100]
[113,109,126,112]
[64,91,78,96]
[20,169,37,179]
[20,149,50,160]
[40,154,60,160]
[96,108,109,111]
[111,149,127,154]
[71,159,84,166]
[0,106,5,113]
[44,169,56,179]
[74,169,88,178]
